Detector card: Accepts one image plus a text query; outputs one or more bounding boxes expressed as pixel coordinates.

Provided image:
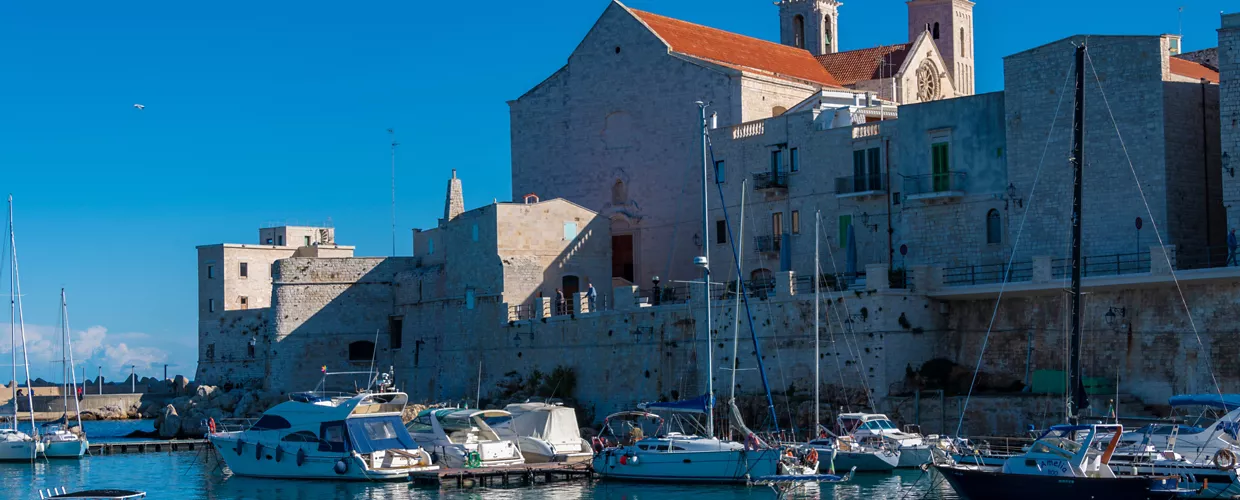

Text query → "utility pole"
[388,128,399,257]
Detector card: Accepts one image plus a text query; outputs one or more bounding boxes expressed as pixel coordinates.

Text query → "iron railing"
[754,235,782,254]
[753,170,789,190]
[1052,252,1150,279]
[835,174,886,195]
[943,261,1033,286]
[903,172,967,196]
[1173,245,1231,270]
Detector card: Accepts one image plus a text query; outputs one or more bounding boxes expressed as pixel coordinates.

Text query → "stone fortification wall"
[1221,15,1240,232]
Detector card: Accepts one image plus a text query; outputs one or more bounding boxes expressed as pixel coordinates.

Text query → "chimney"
[444,169,464,221]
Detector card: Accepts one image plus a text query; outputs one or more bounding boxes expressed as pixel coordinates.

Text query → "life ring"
[208,418,216,434]
[1215,449,1237,469]
[807,449,819,465]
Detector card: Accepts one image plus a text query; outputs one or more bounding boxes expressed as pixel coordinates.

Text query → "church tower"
[778,0,842,56]
[907,0,975,95]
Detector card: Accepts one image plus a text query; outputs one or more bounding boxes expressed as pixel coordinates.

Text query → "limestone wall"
[1161,81,1224,254]
[1221,15,1240,232]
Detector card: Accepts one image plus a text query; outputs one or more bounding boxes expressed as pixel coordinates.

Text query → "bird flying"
[133,104,145,110]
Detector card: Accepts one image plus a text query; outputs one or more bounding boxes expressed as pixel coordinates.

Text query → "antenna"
[388,128,399,257]
[1177,6,1185,37]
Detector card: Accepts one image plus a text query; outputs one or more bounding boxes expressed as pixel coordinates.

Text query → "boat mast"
[63,289,84,433]
[9,196,36,436]
[814,211,821,437]
[697,101,714,439]
[1068,43,1087,425]
[7,196,14,431]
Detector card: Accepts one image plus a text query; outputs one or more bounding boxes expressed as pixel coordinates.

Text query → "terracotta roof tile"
[815,44,911,86]
[1170,56,1219,84]
[630,9,841,88]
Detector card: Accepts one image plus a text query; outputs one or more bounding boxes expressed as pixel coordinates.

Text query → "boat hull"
[896,446,931,467]
[43,439,88,458]
[819,449,900,473]
[0,440,38,461]
[593,447,780,483]
[933,465,1180,500]
[209,435,429,481]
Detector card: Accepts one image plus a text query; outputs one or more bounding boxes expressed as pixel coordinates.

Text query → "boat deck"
[409,462,593,488]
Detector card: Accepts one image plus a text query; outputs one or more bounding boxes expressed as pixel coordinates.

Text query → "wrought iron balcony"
[903,172,968,200]
[754,235,782,254]
[752,170,789,190]
[835,174,887,197]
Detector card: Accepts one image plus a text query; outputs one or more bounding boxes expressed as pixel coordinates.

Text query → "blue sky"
[0,0,1231,383]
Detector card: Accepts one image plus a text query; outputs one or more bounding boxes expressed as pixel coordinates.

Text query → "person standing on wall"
[587,282,597,312]
[1228,228,1238,266]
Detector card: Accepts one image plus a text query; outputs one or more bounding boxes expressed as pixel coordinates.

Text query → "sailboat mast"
[7,196,14,430]
[64,289,84,432]
[729,182,746,404]
[814,211,821,437]
[9,197,36,436]
[1068,43,1087,425]
[61,289,67,421]
[698,101,714,439]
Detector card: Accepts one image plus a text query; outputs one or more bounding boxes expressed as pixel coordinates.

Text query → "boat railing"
[960,435,1035,456]
[214,417,258,433]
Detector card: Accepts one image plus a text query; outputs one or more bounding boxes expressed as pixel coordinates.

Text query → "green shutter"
[838,215,851,245]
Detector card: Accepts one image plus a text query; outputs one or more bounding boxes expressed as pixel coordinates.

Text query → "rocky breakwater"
[148,384,286,439]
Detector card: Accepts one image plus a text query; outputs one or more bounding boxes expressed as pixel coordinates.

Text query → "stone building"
[1222,14,1240,233]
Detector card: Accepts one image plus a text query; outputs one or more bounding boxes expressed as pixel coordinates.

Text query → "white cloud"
[0,324,180,382]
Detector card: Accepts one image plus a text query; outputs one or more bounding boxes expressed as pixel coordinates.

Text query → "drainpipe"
[886,137,894,272]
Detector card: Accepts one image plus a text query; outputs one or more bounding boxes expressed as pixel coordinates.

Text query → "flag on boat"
[321,365,327,374]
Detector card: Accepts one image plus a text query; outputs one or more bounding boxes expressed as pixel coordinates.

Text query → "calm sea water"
[0,420,960,499]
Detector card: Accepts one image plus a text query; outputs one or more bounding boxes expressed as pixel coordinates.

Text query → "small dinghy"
[38,488,146,499]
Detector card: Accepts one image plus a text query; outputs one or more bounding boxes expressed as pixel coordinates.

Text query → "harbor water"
[0,420,960,499]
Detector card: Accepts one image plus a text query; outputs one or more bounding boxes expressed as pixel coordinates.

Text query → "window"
[239,296,248,310]
[250,415,292,431]
[714,160,725,184]
[838,215,852,245]
[277,235,284,246]
[986,209,1002,244]
[239,262,248,278]
[824,14,833,48]
[790,148,800,172]
[206,343,215,361]
[867,148,881,190]
[348,341,375,361]
[772,106,787,117]
[282,431,319,442]
[471,224,479,242]
[407,414,434,433]
[770,149,783,173]
[716,220,727,244]
[793,14,805,49]
[266,238,273,244]
[208,299,215,313]
[772,212,783,235]
[960,28,965,57]
[932,142,951,191]
[390,317,403,350]
[564,222,578,240]
[207,265,215,279]
[852,150,866,186]
[933,22,940,40]
[318,422,347,453]
[791,211,800,235]
[465,288,476,310]
[304,235,311,246]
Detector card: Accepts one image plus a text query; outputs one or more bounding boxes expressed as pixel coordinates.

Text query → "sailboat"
[41,289,88,458]
[0,195,41,462]
[931,43,1188,500]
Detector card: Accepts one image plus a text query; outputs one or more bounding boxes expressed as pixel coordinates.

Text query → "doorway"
[612,234,634,283]
[562,275,580,314]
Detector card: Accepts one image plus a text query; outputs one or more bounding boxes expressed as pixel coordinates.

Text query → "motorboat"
[405,408,524,468]
[39,488,146,499]
[591,407,781,483]
[40,422,87,459]
[502,402,592,463]
[933,424,1189,500]
[807,432,900,472]
[209,388,436,481]
[0,428,39,462]
[837,413,930,467]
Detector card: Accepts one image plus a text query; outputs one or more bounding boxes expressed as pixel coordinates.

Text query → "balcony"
[835,174,887,198]
[754,235,782,254]
[753,170,789,191]
[903,172,967,201]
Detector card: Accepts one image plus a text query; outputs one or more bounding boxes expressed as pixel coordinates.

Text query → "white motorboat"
[1113,394,1240,464]
[807,434,900,473]
[2,196,41,462]
[42,289,88,459]
[503,402,592,463]
[209,387,436,481]
[837,413,931,467]
[405,408,525,468]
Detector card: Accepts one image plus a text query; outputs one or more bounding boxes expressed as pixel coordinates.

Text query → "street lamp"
[131,365,136,393]
[651,276,662,306]
[1104,307,1127,330]
[97,366,102,395]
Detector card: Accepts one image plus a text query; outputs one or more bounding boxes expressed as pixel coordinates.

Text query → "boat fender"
[618,455,627,465]
[255,443,264,460]
[208,418,216,434]
[1215,449,1237,470]
[334,458,349,474]
[296,448,306,467]
[627,454,638,466]
[275,446,284,463]
[235,441,244,456]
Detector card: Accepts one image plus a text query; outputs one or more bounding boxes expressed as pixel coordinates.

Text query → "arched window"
[960,28,965,57]
[986,209,1002,244]
[348,340,375,361]
[612,180,627,205]
[824,15,833,49]
[933,22,940,40]
[793,15,805,49]
[772,106,787,117]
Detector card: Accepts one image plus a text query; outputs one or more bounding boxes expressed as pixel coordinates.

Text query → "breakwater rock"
[149,384,286,439]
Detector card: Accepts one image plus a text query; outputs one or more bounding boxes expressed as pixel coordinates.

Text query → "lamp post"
[651,276,661,306]
[1104,306,1127,331]
[131,365,136,393]
[97,366,101,395]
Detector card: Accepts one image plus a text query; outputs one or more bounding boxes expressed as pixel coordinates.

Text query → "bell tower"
[778,0,842,56]
[907,0,975,95]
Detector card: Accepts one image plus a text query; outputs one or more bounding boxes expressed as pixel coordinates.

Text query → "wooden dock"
[89,439,208,454]
[409,462,593,488]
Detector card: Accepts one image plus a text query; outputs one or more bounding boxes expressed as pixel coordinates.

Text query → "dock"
[89,439,208,454]
[409,462,593,488]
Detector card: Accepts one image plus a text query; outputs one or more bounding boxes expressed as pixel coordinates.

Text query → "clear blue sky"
[0,0,1231,383]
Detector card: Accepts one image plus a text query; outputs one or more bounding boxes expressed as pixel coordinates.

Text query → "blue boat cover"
[345,416,418,454]
[640,394,713,414]
[1169,394,1240,410]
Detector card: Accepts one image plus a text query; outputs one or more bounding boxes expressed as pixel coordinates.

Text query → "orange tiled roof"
[630,9,841,88]
[815,44,911,86]
[1170,57,1219,84]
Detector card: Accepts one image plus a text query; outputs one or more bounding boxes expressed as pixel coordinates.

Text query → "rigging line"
[812,208,851,410]
[814,225,875,410]
[954,53,1077,439]
[663,137,702,282]
[1086,50,1228,460]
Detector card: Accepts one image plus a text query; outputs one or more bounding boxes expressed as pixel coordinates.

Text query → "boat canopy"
[345,415,418,454]
[507,404,581,443]
[639,394,712,414]
[1169,394,1240,411]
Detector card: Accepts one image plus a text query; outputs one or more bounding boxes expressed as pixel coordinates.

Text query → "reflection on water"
[0,450,959,499]
[13,419,158,442]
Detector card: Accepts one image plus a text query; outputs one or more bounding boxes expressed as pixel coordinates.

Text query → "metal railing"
[752,171,789,190]
[903,172,967,196]
[835,174,886,195]
[1052,252,1150,278]
[754,235,782,254]
[943,261,1033,286]
[1173,245,1231,270]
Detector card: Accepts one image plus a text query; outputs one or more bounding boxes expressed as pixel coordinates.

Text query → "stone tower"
[778,0,842,56]
[907,0,975,95]
[444,169,464,222]
[1221,13,1240,232]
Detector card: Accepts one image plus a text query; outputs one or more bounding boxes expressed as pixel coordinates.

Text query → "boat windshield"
[863,420,896,430]
[1030,437,1083,457]
[437,411,513,444]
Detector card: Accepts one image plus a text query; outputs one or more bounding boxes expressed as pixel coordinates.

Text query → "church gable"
[567,1,675,65]
[896,30,956,103]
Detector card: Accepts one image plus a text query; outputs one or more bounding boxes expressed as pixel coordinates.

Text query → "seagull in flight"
[133,104,145,111]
